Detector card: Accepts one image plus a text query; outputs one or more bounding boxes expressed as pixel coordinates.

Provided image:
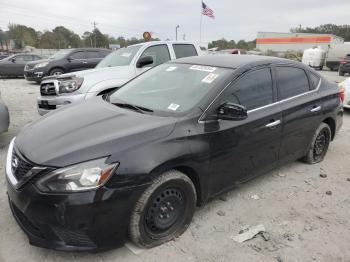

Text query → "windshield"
[96,45,141,68]
[109,63,233,115]
[2,54,15,61]
[49,49,72,60]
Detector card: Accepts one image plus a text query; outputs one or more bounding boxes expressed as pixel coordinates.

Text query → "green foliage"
[3,23,161,50]
[208,38,256,50]
[290,24,350,41]
[8,24,39,47]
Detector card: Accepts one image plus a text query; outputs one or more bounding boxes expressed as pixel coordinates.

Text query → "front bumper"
[24,69,48,82]
[0,100,10,133]
[6,146,148,251]
[37,94,85,115]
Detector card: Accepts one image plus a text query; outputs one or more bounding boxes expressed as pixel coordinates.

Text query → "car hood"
[15,98,177,167]
[66,65,135,82]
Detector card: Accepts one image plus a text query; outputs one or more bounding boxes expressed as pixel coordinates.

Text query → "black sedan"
[6,55,343,251]
[0,53,42,77]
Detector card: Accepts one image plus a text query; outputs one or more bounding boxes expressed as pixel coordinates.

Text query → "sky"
[0,0,350,44]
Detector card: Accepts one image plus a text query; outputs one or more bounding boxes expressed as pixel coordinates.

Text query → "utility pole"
[175,25,179,41]
[92,21,97,47]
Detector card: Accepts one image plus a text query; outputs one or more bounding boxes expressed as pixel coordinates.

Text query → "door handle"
[265,120,281,128]
[82,61,88,64]
[310,106,321,112]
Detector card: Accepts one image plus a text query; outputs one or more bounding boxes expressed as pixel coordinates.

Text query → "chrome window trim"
[198,72,322,123]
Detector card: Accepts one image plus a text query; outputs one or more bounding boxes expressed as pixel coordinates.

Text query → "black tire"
[129,170,196,248]
[49,68,64,76]
[303,123,331,164]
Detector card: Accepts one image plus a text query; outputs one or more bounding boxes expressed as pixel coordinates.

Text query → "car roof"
[170,55,297,69]
[130,41,198,47]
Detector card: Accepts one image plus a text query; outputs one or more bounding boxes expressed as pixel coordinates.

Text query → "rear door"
[276,66,323,163]
[66,51,88,72]
[7,55,31,75]
[205,67,282,194]
[86,50,105,68]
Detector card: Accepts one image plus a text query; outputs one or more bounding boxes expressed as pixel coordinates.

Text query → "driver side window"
[139,45,170,67]
[218,68,273,111]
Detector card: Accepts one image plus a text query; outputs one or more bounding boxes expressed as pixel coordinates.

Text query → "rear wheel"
[49,68,64,76]
[129,170,196,248]
[303,123,331,164]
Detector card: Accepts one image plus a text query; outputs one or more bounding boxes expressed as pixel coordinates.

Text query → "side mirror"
[11,58,16,63]
[136,56,153,68]
[216,102,248,121]
[67,57,73,62]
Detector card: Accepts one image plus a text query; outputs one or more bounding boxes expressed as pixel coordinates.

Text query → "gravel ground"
[0,71,349,262]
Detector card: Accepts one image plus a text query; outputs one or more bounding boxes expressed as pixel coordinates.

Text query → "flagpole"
[199,0,202,45]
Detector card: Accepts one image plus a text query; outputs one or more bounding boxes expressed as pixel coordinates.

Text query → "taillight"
[338,87,345,102]
[340,59,348,64]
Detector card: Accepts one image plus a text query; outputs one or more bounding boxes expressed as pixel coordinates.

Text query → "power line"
[0,2,171,38]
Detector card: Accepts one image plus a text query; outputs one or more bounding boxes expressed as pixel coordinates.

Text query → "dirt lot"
[0,71,349,262]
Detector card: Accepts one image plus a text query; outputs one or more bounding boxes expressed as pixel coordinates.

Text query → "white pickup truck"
[37,41,201,115]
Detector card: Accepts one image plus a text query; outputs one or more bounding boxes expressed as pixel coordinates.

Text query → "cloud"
[0,0,349,43]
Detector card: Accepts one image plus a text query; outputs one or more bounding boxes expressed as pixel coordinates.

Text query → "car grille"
[52,227,96,247]
[40,83,56,96]
[11,151,34,181]
[25,64,35,71]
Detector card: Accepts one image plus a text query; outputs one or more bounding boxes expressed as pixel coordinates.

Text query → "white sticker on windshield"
[202,73,219,84]
[168,103,180,111]
[190,65,217,72]
[121,53,132,57]
[166,66,177,72]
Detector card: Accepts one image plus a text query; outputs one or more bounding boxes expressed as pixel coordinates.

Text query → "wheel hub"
[145,188,184,233]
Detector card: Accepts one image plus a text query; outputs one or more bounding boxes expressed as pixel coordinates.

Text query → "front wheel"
[129,170,196,248]
[49,68,64,76]
[303,123,331,164]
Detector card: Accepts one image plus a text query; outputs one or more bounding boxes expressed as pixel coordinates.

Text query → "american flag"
[202,1,215,19]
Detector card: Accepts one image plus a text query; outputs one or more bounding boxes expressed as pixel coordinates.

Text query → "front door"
[203,67,282,195]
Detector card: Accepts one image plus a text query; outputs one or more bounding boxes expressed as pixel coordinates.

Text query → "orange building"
[256,32,344,52]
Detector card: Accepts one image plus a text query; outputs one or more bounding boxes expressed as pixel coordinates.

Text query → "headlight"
[34,61,49,68]
[36,158,118,192]
[58,77,84,94]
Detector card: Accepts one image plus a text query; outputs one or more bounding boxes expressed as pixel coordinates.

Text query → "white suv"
[37,41,201,115]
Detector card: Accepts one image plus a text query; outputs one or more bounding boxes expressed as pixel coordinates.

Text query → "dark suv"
[339,54,350,76]
[24,48,111,83]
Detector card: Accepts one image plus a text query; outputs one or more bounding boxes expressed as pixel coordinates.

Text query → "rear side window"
[86,51,100,59]
[173,44,198,58]
[70,51,85,59]
[221,68,273,111]
[276,67,310,100]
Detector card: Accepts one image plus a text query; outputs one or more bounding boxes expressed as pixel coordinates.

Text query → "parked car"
[6,55,343,251]
[0,54,9,60]
[37,41,201,115]
[338,54,350,76]
[302,46,326,70]
[217,49,247,55]
[24,48,111,83]
[326,44,350,71]
[0,53,42,77]
[338,78,350,109]
[0,90,9,134]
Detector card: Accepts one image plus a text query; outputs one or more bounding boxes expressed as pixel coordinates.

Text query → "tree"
[290,24,350,41]
[7,24,39,47]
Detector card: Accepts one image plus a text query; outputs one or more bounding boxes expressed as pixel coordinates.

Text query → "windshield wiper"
[113,102,153,113]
